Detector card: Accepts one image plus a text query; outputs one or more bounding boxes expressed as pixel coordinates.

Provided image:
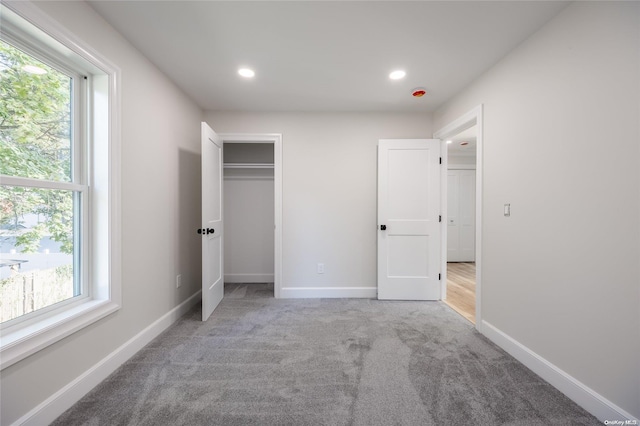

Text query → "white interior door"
[201,122,224,321]
[447,169,476,262]
[447,170,461,261]
[378,139,441,300]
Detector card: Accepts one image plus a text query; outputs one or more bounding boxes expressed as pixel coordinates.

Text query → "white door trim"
[434,105,483,330]
[218,133,283,298]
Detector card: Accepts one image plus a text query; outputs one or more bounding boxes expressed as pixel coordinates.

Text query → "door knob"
[380,225,387,230]
[197,228,215,235]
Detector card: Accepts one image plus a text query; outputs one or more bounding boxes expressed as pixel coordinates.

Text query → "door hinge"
[439,157,442,164]
[439,215,442,223]
[439,273,441,281]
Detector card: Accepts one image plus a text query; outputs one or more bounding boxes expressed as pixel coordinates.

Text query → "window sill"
[0,299,120,370]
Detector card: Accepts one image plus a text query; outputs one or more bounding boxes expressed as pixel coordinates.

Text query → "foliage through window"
[1,39,82,324]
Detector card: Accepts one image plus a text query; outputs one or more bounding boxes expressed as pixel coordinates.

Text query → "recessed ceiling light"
[446,140,453,144]
[238,68,255,78]
[389,70,406,80]
[22,65,47,75]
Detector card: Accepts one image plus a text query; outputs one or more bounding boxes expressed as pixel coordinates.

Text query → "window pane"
[0,185,79,323]
[0,40,72,182]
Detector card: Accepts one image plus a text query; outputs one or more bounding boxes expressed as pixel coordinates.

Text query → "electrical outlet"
[317,263,325,274]
[176,274,182,288]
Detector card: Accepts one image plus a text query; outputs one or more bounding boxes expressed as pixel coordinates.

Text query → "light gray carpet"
[53,283,601,425]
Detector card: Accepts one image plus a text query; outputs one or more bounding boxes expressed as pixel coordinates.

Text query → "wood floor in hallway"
[445,262,476,323]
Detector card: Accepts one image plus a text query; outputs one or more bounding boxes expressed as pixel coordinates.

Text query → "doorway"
[434,106,483,329]
[220,134,283,298]
[445,133,476,323]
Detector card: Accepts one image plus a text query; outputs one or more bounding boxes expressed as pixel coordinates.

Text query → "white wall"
[206,112,433,296]
[434,2,639,419]
[4,1,635,423]
[224,174,275,282]
[447,154,476,168]
[0,2,203,424]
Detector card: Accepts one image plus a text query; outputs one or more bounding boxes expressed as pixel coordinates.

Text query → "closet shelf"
[223,163,274,169]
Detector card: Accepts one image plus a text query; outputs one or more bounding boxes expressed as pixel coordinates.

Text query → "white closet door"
[447,169,475,262]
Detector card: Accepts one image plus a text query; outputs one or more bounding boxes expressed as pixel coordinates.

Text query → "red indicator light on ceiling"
[412,88,427,97]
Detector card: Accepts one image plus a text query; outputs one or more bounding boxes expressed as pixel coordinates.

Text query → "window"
[0,3,121,369]
[1,38,84,325]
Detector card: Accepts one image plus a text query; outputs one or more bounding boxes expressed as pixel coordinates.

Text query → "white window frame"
[0,1,121,370]
[0,31,90,329]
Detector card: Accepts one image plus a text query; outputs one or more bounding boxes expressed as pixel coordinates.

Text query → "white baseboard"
[280,286,376,299]
[224,273,274,283]
[482,320,638,423]
[15,291,202,426]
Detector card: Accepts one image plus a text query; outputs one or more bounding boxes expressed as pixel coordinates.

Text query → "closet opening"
[221,135,282,298]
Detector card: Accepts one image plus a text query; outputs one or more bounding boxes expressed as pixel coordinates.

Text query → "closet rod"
[223,162,274,169]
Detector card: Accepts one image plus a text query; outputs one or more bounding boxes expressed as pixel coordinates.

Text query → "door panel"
[202,122,224,321]
[387,236,430,277]
[447,171,460,261]
[447,169,475,262]
[460,171,476,261]
[387,150,430,219]
[378,139,441,300]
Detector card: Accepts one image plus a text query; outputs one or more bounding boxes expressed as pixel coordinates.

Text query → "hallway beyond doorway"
[445,262,476,323]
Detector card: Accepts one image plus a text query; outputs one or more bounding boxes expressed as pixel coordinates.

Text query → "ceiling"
[88,1,568,113]
[448,124,476,157]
